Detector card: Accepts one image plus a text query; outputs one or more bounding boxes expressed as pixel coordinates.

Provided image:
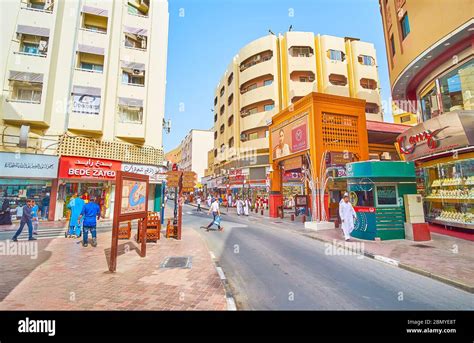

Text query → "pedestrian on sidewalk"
[12,199,36,241]
[207,194,212,208]
[0,193,12,225]
[205,198,223,232]
[67,192,85,238]
[31,200,40,235]
[196,195,202,212]
[339,192,357,241]
[78,195,101,247]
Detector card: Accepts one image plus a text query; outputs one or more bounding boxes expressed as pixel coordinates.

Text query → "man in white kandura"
[339,192,357,241]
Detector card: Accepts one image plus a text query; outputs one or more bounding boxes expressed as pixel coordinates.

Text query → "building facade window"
[390,34,396,57]
[228,93,234,106]
[329,74,348,86]
[289,46,314,57]
[264,104,274,111]
[264,79,273,86]
[358,55,375,66]
[220,86,225,97]
[18,34,49,56]
[214,113,217,122]
[227,72,233,85]
[400,12,410,40]
[214,131,217,140]
[220,124,225,134]
[365,102,379,114]
[418,59,473,120]
[228,137,234,148]
[119,106,143,124]
[15,87,42,103]
[328,49,345,61]
[220,105,225,115]
[360,78,377,90]
[124,32,147,50]
[122,70,145,86]
[228,115,234,127]
[80,62,103,72]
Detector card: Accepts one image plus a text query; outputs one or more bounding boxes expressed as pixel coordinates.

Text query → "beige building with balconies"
[1,0,168,154]
[208,31,383,192]
[0,0,168,221]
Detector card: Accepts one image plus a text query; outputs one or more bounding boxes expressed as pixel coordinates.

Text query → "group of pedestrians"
[66,192,101,247]
[235,197,251,216]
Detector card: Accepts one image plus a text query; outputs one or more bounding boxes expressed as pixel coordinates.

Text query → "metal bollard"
[261,209,264,215]
[291,214,294,221]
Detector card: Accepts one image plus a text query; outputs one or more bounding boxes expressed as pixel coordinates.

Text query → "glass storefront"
[0,179,52,220]
[420,157,474,229]
[58,181,113,219]
[420,58,473,121]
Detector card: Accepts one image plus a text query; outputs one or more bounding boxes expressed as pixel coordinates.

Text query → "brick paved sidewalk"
[190,201,474,292]
[0,222,227,310]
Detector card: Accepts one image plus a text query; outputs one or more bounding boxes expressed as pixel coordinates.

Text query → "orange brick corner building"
[268,92,370,218]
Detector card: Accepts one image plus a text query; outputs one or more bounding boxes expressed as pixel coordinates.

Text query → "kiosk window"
[376,185,397,206]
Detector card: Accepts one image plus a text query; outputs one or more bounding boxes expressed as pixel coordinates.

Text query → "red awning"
[366,120,411,134]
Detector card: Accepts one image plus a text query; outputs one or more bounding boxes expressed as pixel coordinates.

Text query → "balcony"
[3,73,46,124]
[240,110,274,133]
[121,61,145,89]
[240,59,274,85]
[240,84,275,109]
[81,10,108,34]
[127,0,149,17]
[241,137,268,150]
[21,0,54,13]
[124,27,148,51]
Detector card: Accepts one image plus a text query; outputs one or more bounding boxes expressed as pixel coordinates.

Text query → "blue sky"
[163,0,391,151]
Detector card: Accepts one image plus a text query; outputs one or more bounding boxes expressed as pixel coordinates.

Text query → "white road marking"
[216,267,226,280]
[374,255,399,266]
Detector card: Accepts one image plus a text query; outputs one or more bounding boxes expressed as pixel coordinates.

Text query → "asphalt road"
[183,204,473,310]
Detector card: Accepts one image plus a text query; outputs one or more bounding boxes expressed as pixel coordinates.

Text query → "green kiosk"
[345,161,417,240]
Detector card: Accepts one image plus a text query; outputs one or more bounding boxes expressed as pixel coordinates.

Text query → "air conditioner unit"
[133,69,141,74]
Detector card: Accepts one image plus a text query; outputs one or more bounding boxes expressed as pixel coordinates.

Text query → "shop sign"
[283,156,303,171]
[0,152,58,178]
[283,171,303,182]
[121,163,166,183]
[396,111,474,161]
[271,112,309,160]
[59,156,121,180]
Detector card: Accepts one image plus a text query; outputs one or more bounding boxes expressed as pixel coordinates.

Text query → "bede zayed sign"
[59,157,121,179]
[396,111,474,161]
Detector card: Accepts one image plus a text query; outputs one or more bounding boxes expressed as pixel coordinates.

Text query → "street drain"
[411,244,434,248]
[160,256,193,269]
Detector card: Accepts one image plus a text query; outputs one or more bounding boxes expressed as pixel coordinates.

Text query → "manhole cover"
[273,221,283,224]
[411,244,434,249]
[160,256,192,269]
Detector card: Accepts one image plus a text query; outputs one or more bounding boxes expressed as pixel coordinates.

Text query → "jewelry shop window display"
[423,158,474,230]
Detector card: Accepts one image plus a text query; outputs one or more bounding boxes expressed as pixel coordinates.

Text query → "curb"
[302,233,473,294]
[211,255,237,311]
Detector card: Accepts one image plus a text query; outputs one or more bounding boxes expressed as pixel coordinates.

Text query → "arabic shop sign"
[121,163,167,183]
[396,111,474,161]
[58,156,122,180]
[0,152,59,178]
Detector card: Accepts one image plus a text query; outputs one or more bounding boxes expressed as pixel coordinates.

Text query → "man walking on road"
[196,195,202,212]
[12,199,36,241]
[339,192,357,241]
[205,198,223,232]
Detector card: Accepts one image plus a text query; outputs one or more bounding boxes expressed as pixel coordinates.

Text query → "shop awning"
[77,44,105,56]
[120,61,145,71]
[8,71,43,83]
[118,97,143,107]
[72,85,101,97]
[17,24,50,37]
[123,26,148,36]
[82,5,108,17]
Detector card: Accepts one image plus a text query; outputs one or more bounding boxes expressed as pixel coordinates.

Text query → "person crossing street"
[205,198,223,232]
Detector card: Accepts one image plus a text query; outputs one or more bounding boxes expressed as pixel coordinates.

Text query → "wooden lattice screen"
[321,112,360,152]
[57,135,164,166]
